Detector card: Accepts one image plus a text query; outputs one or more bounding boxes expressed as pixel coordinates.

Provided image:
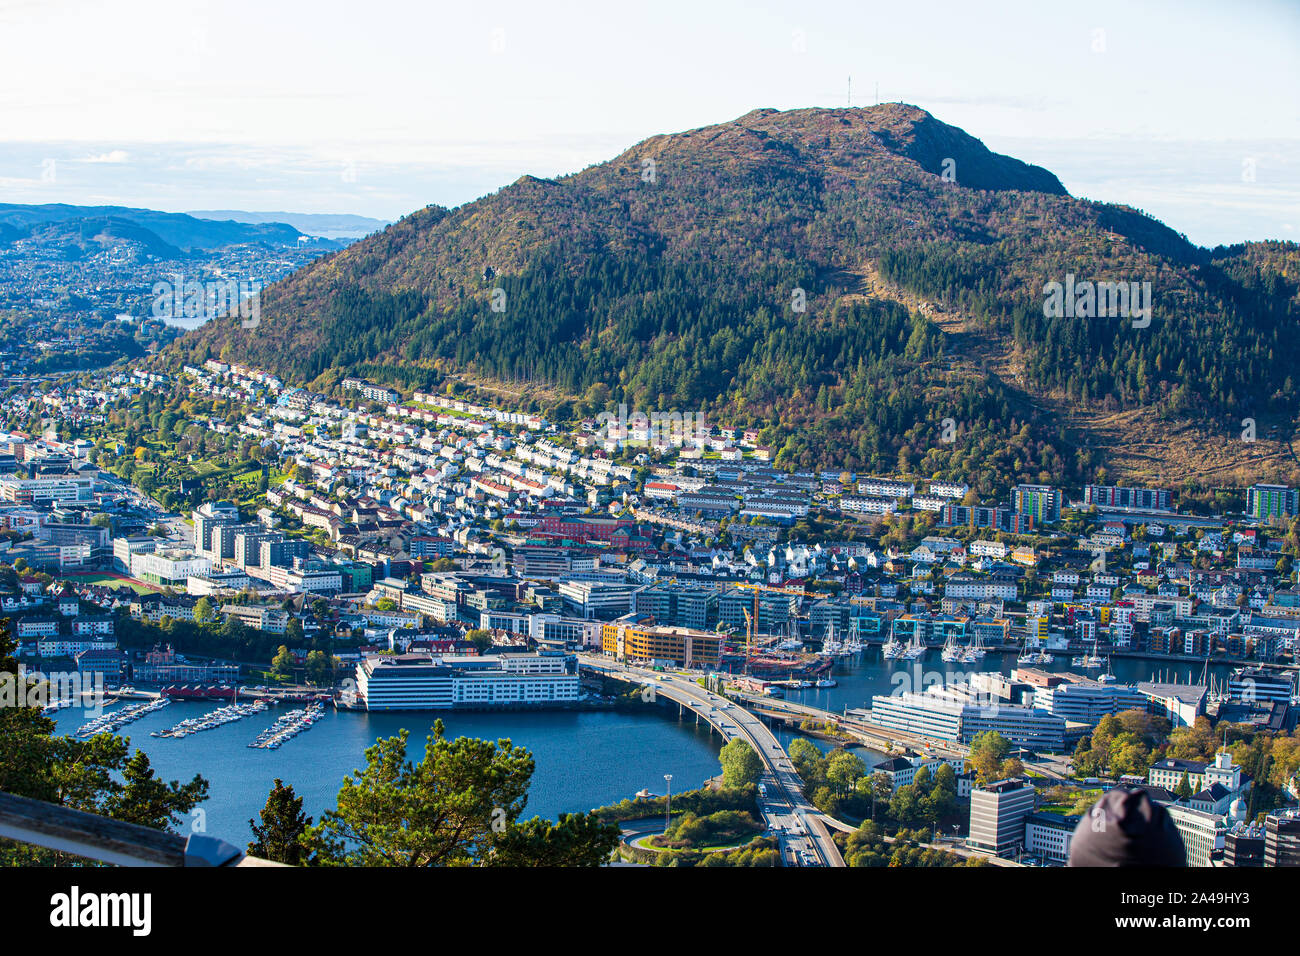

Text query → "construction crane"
[741,608,754,676]
[734,582,823,642]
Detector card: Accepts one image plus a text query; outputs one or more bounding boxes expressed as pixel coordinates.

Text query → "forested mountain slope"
[168,104,1300,491]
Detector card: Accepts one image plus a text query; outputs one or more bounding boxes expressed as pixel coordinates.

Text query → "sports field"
[62,571,162,595]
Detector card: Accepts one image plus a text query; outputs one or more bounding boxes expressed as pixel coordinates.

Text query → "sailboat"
[881,633,906,659]
[941,632,964,663]
[816,622,841,657]
[1098,656,1117,683]
[820,621,851,658]
[1016,642,1038,665]
[961,631,987,663]
[777,619,803,651]
[840,620,864,654]
[1072,639,1104,668]
[901,629,927,660]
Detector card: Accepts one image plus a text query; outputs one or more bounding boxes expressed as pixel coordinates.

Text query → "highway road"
[579,655,845,867]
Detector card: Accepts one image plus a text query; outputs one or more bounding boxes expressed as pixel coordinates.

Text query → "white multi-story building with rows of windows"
[869,681,1067,750]
[353,652,579,711]
[856,477,915,499]
[130,548,211,587]
[37,637,116,657]
[0,474,95,504]
[1024,811,1077,863]
[928,481,970,500]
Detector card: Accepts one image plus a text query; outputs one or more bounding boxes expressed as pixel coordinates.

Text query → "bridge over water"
[579,655,844,867]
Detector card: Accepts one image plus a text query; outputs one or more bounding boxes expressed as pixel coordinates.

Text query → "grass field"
[62,571,162,595]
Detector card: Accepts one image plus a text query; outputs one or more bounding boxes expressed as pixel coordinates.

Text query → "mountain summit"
[640,104,1068,196]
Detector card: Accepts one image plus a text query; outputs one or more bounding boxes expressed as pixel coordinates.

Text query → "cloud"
[79,150,130,163]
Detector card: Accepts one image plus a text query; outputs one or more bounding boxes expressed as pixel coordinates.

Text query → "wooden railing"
[0,791,284,866]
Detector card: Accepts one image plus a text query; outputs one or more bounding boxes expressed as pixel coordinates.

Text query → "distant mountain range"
[167,104,1300,490]
[186,211,389,241]
[0,203,347,253]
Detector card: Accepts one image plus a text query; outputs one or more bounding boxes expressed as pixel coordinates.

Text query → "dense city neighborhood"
[1,358,1297,868]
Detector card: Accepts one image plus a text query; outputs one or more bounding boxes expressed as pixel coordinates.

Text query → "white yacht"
[961,632,987,663]
[941,633,964,663]
[840,622,864,654]
[1071,640,1104,669]
[901,631,927,660]
[1098,656,1118,683]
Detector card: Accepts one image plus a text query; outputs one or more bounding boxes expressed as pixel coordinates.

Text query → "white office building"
[1031,680,1149,726]
[354,652,579,711]
[129,548,211,587]
[870,682,1067,750]
[1024,811,1076,864]
[1165,804,1226,867]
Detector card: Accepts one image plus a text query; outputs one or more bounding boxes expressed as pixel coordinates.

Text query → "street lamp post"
[664,774,673,832]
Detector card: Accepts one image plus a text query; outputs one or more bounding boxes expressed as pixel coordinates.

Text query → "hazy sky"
[2,0,1297,245]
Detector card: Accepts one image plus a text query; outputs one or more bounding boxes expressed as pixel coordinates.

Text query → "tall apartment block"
[1012,485,1062,524]
[1247,484,1299,520]
[1083,484,1173,512]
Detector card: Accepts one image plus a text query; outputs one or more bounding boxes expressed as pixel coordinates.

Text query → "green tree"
[788,738,825,789]
[969,730,1015,784]
[927,763,958,812]
[890,783,925,824]
[305,650,332,686]
[483,813,620,867]
[825,749,866,795]
[869,772,892,820]
[248,778,315,865]
[718,739,764,789]
[271,645,295,680]
[193,596,215,624]
[306,723,612,867]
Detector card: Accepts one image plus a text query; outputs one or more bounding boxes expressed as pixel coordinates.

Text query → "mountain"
[11,216,186,260]
[0,203,343,252]
[168,104,1300,491]
[186,211,390,241]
